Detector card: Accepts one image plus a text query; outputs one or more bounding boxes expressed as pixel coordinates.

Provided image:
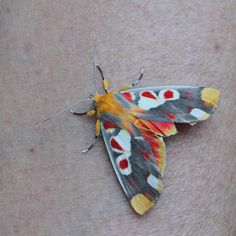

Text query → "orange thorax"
[94,92,127,118]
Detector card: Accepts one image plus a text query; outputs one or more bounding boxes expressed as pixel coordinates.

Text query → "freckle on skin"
[13,225,20,234]
[28,148,35,153]
[24,42,33,53]
[214,42,221,51]
[4,119,12,124]
[44,186,51,192]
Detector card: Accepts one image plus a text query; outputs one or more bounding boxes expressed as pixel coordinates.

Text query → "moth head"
[92,93,102,103]
[87,93,102,117]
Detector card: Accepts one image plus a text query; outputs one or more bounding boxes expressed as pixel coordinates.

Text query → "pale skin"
[0,1,236,236]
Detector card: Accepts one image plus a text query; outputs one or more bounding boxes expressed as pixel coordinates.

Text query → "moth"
[70,65,220,215]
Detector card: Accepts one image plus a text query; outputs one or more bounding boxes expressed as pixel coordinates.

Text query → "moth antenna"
[35,34,98,128]
[141,67,144,75]
[93,32,97,94]
[34,98,92,127]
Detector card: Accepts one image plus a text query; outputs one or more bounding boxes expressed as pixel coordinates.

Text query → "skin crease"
[0,1,236,236]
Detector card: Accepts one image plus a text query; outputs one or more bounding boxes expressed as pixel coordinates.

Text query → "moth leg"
[115,68,144,92]
[82,119,101,154]
[82,136,97,153]
[70,110,87,116]
[96,65,109,93]
[131,67,144,87]
[70,109,96,116]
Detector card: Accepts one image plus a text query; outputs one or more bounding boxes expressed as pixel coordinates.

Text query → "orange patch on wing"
[142,131,166,176]
[129,118,176,175]
[151,121,177,137]
[132,118,166,175]
[136,119,177,137]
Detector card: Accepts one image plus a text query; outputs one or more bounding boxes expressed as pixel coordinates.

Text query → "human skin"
[0,1,236,235]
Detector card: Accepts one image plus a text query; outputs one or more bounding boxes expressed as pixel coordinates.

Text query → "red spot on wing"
[110,138,123,151]
[122,92,132,102]
[166,113,176,120]
[164,90,174,99]
[104,120,116,130]
[119,159,128,169]
[126,178,135,187]
[141,91,157,99]
[142,151,151,159]
[188,107,193,112]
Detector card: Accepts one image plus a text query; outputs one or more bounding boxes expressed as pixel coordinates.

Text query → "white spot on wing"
[134,136,144,141]
[106,128,115,133]
[117,130,131,153]
[110,129,131,156]
[190,108,210,121]
[138,91,165,110]
[147,174,163,192]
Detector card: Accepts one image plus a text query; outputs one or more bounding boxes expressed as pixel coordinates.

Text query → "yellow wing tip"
[130,194,155,215]
[201,88,220,107]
